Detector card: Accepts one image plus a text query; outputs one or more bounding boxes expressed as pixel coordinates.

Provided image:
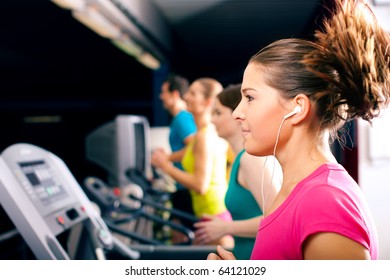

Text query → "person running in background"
[194,84,281,259]
[156,74,197,243]
[208,0,389,260]
[152,77,234,248]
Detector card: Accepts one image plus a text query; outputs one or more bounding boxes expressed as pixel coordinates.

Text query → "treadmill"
[0,143,216,260]
[0,143,138,260]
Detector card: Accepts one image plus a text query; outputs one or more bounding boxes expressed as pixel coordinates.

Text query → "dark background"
[0,0,330,183]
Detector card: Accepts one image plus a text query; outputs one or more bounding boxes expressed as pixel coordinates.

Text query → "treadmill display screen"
[19,160,68,205]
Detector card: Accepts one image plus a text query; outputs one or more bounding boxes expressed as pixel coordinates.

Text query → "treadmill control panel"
[19,160,68,206]
[0,143,123,259]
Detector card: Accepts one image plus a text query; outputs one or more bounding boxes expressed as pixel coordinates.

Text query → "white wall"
[371,2,390,33]
[358,111,390,260]
[150,126,171,152]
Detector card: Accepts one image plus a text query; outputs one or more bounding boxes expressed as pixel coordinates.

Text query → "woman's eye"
[245,95,254,102]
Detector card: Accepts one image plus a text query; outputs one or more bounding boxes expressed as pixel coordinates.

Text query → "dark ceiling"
[164,0,327,81]
[0,0,327,94]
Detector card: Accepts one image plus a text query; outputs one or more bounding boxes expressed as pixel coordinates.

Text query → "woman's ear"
[289,94,310,124]
[205,96,215,108]
[172,89,181,98]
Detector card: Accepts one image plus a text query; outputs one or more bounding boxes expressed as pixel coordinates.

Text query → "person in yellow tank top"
[181,125,228,218]
[152,78,233,248]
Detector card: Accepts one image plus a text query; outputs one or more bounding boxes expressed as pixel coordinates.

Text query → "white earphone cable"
[261,117,286,217]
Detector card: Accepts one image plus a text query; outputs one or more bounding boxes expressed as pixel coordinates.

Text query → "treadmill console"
[19,160,68,206]
[0,143,116,259]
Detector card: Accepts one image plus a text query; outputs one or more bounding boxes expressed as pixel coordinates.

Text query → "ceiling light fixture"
[111,35,143,57]
[72,6,121,39]
[51,0,85,10]
[136,52,161,70]
[51,0,161,70]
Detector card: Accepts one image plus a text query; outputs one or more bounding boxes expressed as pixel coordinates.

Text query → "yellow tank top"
[181,126,228,217]
[226,144,235,181]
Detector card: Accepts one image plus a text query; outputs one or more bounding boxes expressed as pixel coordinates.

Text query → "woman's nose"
[232,102,245,120]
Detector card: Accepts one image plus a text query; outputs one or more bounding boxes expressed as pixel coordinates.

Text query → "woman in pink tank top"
[208,0,389,260]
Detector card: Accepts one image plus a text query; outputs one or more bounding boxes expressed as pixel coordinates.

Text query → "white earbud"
[283,106,302,120]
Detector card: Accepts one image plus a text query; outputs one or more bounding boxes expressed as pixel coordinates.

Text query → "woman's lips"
[241,127,250,137]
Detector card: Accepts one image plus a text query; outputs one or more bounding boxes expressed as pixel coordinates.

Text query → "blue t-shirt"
[169,110,196,190]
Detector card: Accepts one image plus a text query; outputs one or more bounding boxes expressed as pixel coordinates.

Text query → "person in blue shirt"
[156,74,197,243]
